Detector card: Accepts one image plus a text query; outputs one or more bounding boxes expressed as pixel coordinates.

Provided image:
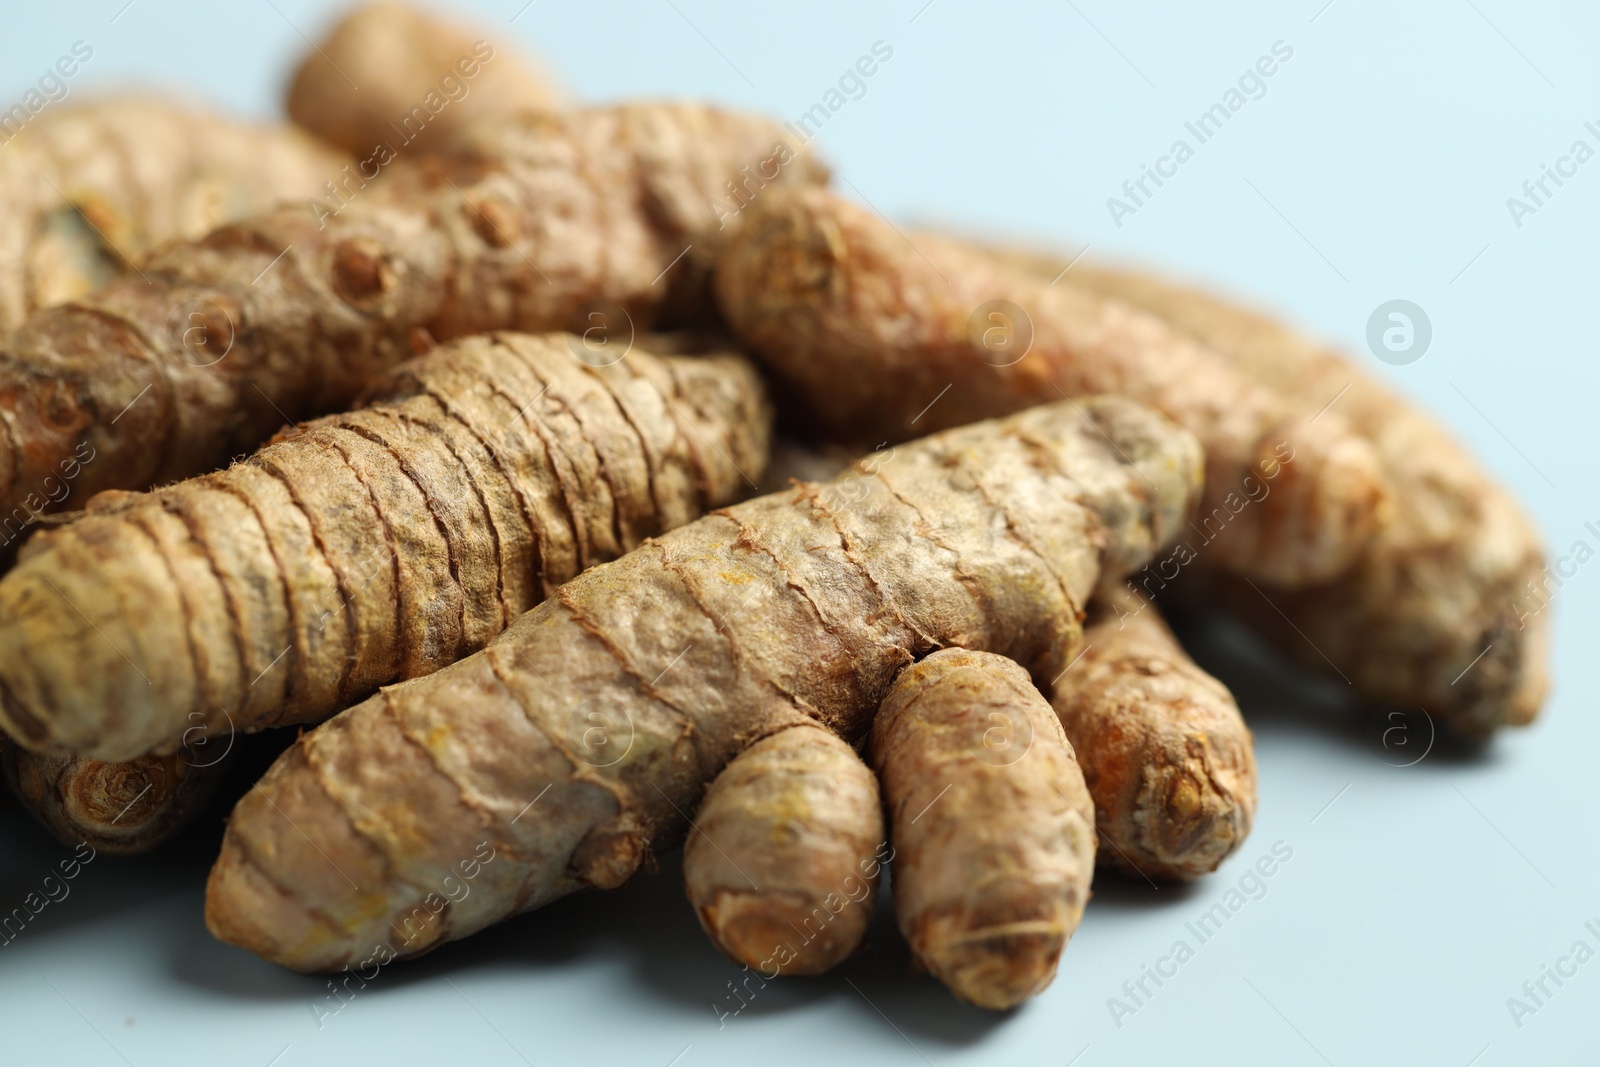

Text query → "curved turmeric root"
[1053,585,1256,881]
[717,187,1386,588]
[1065,264,1547,735]
[2,746,233,853]
[286,1,563,157]
[873,648,1095,1010]
[0,102,821,542]
[685,723,883,975]
[0,96,342,331]
[203,396,1201,973]
[0,333,769,761]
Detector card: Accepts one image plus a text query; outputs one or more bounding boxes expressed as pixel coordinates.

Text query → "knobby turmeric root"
[2,746,233,853]
[0,332,769,761]
[873,648,1095,1010]
[753,438,1256,885]
[717,187,1386,588]
[0,96,343,331]
[1059,264,1547,735]
[286,1,563,158]
[0,102,822,541]
[203,395,1202,973]
[684,723,883,975]
[1053,585,1256,880]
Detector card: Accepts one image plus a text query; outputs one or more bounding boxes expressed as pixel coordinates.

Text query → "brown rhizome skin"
[0,96,343,332]
[0,332,771,761]
[874,648,1097,1010]
[1052,585,1257,881]
[203,396,1201,980]
[285,1,564,158]
[717,185,1388,589]
[685,723,884,976]
[0,103,824,538]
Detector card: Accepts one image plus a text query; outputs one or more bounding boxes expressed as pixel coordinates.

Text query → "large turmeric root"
[0,97,342,331]
[203,395,1202,973]
[1059,264,1546,736]
[286,1,563,157]
[0,333,769,761]
[1053,585,1256,880]
[716,187,1387,588]
[873,648,1096,1010]
[0,102,822,542]
[684,723,883,975]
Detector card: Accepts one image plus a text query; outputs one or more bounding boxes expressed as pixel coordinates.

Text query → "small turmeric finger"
[717,187,1387,588]
[872,648,1096,1010]
[685,722,883,975]
[0,333,770,761]
[1053,585,1256,881]
[2,747,233,853]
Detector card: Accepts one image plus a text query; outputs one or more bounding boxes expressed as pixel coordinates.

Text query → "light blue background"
[0,2,1594,1065]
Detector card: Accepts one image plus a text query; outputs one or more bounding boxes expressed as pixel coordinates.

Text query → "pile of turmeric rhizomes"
[0,2,1543,1011]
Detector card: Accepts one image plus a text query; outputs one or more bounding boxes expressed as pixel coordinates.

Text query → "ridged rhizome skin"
[0,333,770,760]
[0,102,823,534]
[202,396,1201,973]
[717,186,1387,589]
